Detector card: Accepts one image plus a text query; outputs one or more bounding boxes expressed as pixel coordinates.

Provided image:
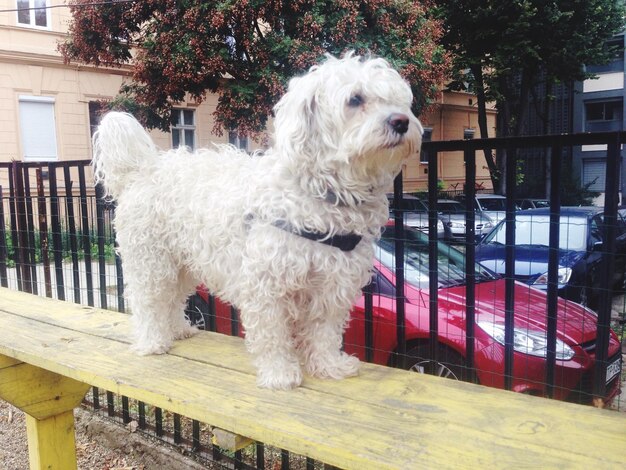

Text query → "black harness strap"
[272,221,362,252]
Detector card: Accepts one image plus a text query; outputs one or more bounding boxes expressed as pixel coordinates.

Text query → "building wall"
[0,0,231,167]
[572,31,626,204]
[404,90,497,193]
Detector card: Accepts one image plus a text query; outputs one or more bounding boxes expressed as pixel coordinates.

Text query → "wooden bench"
[1,287,625,470]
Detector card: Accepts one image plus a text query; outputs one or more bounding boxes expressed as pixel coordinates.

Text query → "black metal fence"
[1,131,625,468]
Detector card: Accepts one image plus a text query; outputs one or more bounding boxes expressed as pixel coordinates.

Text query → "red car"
[193,226,621,404]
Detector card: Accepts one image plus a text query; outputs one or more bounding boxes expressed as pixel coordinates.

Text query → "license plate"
[606,357,622,384]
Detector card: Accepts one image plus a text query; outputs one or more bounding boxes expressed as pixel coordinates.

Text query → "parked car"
[475,207,626,309]
[386,193,448,238]
[436,199,494,242]
[456,193,511,223]
[517,198,550,210]
[191,224,622,404]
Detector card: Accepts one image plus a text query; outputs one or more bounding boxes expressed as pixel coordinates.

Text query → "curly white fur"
[92,52,423,390]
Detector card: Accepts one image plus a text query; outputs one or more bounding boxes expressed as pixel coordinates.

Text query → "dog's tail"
[92,112,158,198]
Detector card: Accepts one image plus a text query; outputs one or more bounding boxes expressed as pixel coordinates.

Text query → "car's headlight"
[449,221,465,228]
[477,321,575,360]
[533,266,572,286]
[482,222,493,229]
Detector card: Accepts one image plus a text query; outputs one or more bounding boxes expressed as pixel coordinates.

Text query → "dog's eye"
[348,94,364,107]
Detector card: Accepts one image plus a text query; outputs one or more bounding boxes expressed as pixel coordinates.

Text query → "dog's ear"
[272,72,328,165]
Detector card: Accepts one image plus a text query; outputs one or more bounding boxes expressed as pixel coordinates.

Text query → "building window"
[18,96,58,161]
[419,127,433,164]
[582,159,606,192]
[172,109,195,150]
[16,0,49,29]
[229,131,249,151]
[88,101,108,137]
[584,100,623,132]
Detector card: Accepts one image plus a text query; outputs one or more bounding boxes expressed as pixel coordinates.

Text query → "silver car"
[437,199,494,242]
[387,194,447,238]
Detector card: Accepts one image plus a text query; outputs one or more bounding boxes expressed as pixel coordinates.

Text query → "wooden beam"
[0,356,90,470]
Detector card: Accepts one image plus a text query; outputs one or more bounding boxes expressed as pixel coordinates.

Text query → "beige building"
[0,0,232,169]
[0,0,495,193]
[405,90,496,193]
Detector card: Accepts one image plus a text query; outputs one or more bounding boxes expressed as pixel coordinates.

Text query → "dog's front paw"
[256,360,303,390]
[173,324,199,340]
[306,352,360,380]
[131,341,171,356]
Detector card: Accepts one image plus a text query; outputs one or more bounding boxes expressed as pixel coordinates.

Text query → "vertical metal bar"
[63,168,81,303]
[138,401,146,429]
[231,305,239,336]
[7,163,23,291]
[281,449,290,470]
[13,161,33,293]
[192,419,200,451]
[173,413,182,444]
[122,395,131,424]
[0,186,8,288]
[464,146,477,380]
[36,169,52,298]
[22,168,38,295]
[106,390,114,417]
[110,203,125,312]
[427,151,439,371]
[593,134,621,402]
[305,457,315,470]
[92,386,100,410]
[48,163,65,300]
[234,450,243,470]
[363,281,374,362]
[155,407,163,437]
[256,443,265,469]
[78,165,94,306]
[208,294,217,332]
[95,183,108,309]
[212,439,222,462]
[503,145,517,390]
[545,144,562,397]
[392,173,406,368]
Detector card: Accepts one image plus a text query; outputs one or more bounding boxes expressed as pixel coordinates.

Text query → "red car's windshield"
[377,226,497,289]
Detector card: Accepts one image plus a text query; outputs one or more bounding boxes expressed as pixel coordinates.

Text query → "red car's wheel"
[404,344,466,381]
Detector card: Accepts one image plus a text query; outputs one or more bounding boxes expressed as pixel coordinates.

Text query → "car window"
[478,198,506,211]
[365,269,398,298]
[401,198,428,212]
[438,202,464,214]
[592,213,626,239]
[377,226,497,288]
[483,215,588,251]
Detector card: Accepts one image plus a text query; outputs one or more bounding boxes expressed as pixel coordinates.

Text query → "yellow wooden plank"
[1,288,626,469]
[26,411,78,470]
[211,427,255,451]
[0,358,90,419]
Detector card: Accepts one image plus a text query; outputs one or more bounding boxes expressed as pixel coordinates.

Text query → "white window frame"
[229,131,249,151]
[18,95,58,162]
[171,108,196,150]
[16,0,51,30]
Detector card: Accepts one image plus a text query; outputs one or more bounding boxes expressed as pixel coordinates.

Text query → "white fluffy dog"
[93,52,422,390]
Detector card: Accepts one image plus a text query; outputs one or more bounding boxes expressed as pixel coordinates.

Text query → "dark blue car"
[475,207,626,309]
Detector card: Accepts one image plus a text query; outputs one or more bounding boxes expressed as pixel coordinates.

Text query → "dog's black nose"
[388,113,409,135]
